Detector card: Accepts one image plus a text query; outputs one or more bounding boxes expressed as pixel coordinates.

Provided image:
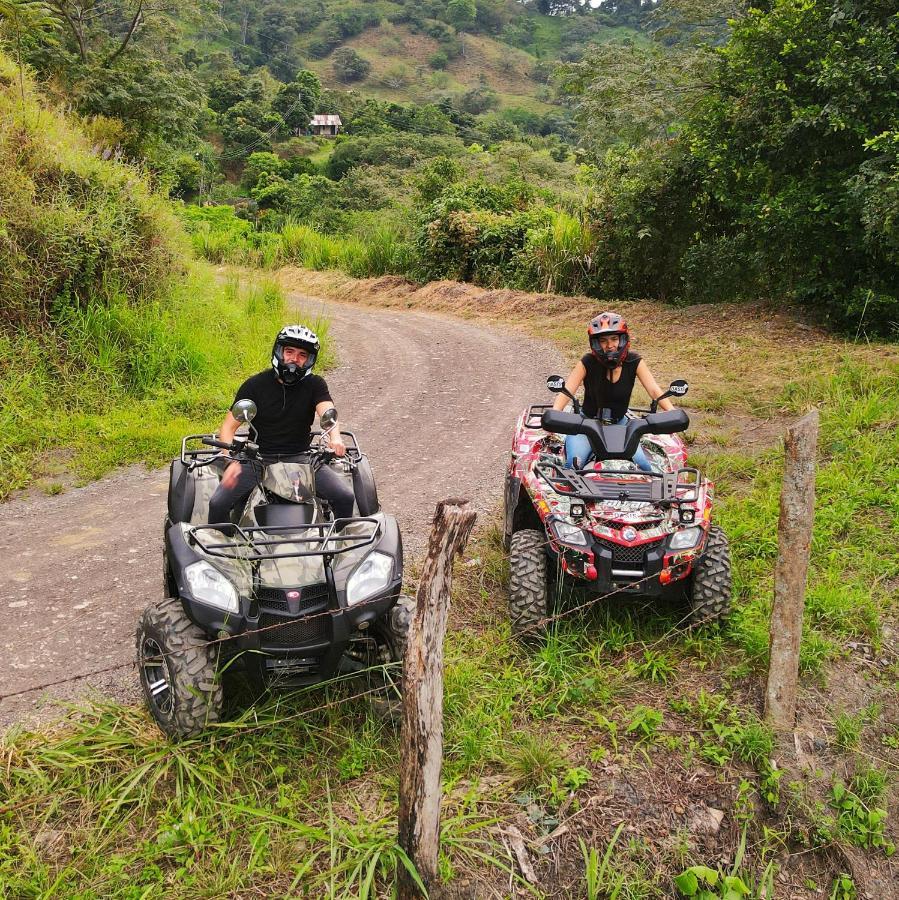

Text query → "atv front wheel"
[687,526,732,626]
[363,595,415,717]
[136,597,223,740]
[509,529,549,642]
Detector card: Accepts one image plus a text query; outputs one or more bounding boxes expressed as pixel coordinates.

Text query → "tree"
[558,39,715,152]
[44,0,183,67]
[447,0,476,33]
[207,66,247,113]
[332,47,370,83]
[78,54,203,147]
[272,69,321,133]
[0,1,61,101]
[241,151,285,192]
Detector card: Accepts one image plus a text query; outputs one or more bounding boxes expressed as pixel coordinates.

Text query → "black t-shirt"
[581,352,642,420]
[232,369,332,455]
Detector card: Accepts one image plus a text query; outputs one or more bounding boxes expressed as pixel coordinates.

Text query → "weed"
[830,873,857,900]
[829,770,895,854]
[563,766,591,791]
[582,824,627,900]
[631,647,676,684]
[625,705,663,743]
[506,731,564,790]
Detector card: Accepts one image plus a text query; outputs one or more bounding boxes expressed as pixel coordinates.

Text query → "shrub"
[332,48,371,83]
[0,53,181,330]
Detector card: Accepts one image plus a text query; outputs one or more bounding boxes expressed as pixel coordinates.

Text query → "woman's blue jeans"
[564,418,653,472]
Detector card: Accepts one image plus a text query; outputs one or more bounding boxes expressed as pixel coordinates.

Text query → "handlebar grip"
[202,438,233,450]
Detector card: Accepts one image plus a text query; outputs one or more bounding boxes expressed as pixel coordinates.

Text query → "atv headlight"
[185,561,239,613]
[669,527,702,551]
[346,552,394,606]
[552,519,588,547]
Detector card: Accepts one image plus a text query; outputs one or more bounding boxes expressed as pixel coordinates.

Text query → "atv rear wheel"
[509,529,549,642]
[687,526,732,626]
[136,597,222,740]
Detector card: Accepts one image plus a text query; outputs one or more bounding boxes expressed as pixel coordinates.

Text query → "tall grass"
[183,207,418,282]
[0,51,182,329]
[699,358,899,672]
[526,209,596,294]
[0,271,291,497]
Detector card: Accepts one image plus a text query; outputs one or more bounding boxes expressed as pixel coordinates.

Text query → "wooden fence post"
[397,499,477,900]
[764,409,819,734]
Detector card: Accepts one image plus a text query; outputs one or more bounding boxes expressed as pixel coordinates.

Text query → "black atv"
[504,377,732,640]
[136,401,412,739]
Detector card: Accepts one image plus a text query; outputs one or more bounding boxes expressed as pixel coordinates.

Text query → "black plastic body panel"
[255,502,315,528]
[163,512,404,686]
[168,459,196,523]
[540,409,690,460]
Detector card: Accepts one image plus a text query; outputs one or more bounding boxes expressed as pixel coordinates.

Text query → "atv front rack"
[536,461,702,505]
[186,517,380,561]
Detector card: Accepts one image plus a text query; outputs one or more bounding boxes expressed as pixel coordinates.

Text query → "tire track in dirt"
[0,292,562,728]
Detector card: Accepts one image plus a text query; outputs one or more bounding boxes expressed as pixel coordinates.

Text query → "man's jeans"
[564,417,653,472]
[208,454,356,525]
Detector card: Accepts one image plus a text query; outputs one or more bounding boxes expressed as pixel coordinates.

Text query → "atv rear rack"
[523,404,554,429]
[186,517,380,561]
[536,461,702,505]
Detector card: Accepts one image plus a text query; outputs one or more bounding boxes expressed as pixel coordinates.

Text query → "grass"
[0,271,337,498]
[5,221,899,892]
[183,207,414,280]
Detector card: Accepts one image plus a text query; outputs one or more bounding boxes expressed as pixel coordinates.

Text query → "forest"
[3,0,896,336]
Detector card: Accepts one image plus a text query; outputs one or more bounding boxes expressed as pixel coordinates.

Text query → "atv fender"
[503,471,541,550]
[168,460,196,524]
[352,455,380,516]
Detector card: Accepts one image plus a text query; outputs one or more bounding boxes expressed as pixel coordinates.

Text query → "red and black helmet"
[587,311,630,369]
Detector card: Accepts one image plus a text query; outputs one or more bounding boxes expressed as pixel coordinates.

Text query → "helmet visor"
[589,333,625,354]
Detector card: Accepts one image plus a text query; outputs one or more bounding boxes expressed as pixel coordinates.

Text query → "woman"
[552,311,674,471]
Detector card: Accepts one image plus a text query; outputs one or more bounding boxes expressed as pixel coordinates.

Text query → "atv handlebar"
[202,437,237,451]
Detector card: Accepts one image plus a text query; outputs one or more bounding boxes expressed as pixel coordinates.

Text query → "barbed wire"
[0,528,694,705]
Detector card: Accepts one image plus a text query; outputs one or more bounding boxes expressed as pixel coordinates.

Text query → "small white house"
[309,114,342,137]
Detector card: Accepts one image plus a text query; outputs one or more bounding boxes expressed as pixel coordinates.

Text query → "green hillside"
[0,50,287,497]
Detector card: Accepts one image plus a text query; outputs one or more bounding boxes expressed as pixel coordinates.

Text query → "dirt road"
[0,292,562,727]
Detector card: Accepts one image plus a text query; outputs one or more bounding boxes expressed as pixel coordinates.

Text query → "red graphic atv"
[503,376,731,639]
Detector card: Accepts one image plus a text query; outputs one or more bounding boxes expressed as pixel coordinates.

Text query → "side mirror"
[546,375,566,392]
[232,398,257,423]
[319,407,338,431]
[546,374,581,415]
[650,379,688,413]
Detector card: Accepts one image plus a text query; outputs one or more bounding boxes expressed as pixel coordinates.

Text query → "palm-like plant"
[0,1,60,102]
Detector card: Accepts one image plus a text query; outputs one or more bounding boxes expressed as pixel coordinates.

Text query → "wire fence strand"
[0,528,697,705]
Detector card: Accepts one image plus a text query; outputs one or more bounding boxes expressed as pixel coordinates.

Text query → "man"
[208,324,356,525]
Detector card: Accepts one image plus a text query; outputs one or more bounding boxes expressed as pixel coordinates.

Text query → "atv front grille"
[259,612,330,647]
[255,583,329,612]
[594,536,664,566]
[615,519,663,531]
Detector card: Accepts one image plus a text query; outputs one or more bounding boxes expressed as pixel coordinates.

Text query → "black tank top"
[581,352,642,420]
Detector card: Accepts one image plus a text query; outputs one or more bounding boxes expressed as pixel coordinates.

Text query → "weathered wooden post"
[764,410,819,734]
[397,499,477,900]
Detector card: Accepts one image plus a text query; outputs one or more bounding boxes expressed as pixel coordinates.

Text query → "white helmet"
[271,325,320,385]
